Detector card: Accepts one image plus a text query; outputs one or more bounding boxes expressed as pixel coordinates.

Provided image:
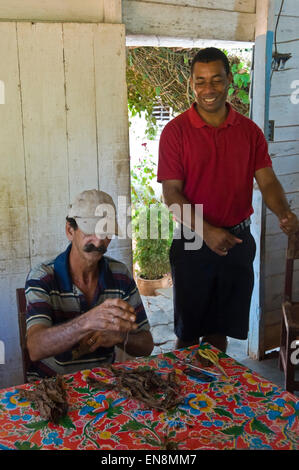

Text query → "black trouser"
[170,226,256,341]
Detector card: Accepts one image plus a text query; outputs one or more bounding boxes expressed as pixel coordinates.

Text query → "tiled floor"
[142,294,299,396]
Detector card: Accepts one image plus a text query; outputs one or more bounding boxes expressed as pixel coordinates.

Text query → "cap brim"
[76,217,120,238]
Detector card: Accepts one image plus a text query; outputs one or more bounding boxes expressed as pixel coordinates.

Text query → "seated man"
[25,189,154,376]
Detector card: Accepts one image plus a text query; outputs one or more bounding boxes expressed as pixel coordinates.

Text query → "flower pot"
[136,273,172,297]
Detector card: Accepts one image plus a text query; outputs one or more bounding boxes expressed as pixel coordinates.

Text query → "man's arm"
[117,330,154,357]
[255,167,298,235]
[162,180,242,256]
[26,298,137,362]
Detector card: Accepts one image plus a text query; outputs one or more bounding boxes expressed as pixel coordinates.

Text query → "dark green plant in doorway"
[131,152,174,280]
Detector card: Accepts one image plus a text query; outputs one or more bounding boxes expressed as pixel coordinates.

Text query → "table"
[0,345,299,450]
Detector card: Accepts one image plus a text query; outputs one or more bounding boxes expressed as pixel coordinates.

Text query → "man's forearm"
[118,330,154,357]
[163,185,214,240]
[261,178,290,218]
[27,315,91,361]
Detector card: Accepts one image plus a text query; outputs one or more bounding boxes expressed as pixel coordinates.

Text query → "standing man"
[158,47,298,353]
[26,189,153,376]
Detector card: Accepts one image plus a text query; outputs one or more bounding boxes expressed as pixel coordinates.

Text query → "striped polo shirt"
[25,244,150,370]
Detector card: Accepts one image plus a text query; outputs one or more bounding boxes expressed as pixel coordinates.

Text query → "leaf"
[106,405,124,419]
[58,414,76,430]
[15,441,42,450]
[247,391,266,398]
[221,425,244,437]
[214,407,233,419]
[155,86,161,96]
[121,420,145,432]
[237,90,250,104]
[24,420,49,431]
[250,418,274,435]
[228,87,234,96]
[74,387,90,394]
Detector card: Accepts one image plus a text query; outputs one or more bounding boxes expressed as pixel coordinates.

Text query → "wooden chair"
[278,231,299,393]
[16,288,56,383]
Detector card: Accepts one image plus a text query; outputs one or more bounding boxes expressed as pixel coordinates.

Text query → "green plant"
[131,150,174,280]
[228,61,251,108]
[133,205,173,280]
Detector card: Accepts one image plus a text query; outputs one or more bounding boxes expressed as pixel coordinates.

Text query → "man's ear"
[65,222,74,241]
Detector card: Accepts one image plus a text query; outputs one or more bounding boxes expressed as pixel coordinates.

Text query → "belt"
[224,217,251,235]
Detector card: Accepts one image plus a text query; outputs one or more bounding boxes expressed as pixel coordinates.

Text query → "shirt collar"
[54,243,113,292]
[188,102,240,129]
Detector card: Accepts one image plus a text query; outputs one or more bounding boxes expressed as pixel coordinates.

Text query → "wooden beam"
[248,0,275,360]
[123,0,256,42]
[0,0,104,23]
[131,0,256,14]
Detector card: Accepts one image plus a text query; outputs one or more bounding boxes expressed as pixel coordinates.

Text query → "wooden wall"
[123,0,257,42]
[0,0,122,23]
[0,22,130,388]
[264,0,299,351]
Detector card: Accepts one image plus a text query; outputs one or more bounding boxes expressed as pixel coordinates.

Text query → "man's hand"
[74,330,126,356]
[85,298,137,333]
[203,225,243,256]
[279,210,299,235]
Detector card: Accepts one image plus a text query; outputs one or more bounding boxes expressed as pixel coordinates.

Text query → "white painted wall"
[0,22,130,388]
[264,0,299,351]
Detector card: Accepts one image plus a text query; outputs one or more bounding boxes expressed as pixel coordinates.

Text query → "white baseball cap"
[68,189,121,238]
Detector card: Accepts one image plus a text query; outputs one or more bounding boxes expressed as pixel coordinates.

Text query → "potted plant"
[131,151,174,296]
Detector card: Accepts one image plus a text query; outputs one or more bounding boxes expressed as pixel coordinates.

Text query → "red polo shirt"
[158,103,272,227]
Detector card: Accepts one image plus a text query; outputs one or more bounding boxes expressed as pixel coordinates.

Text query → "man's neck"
[195,103,229,127]
[69,248,100,286]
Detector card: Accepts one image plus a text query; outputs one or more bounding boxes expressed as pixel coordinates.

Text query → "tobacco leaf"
[18,375,68,424]
[87,367,183,411]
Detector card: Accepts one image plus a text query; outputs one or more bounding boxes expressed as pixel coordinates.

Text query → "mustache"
[83,243,107,254]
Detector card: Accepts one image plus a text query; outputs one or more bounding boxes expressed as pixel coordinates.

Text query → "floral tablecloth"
[0,345,299,450]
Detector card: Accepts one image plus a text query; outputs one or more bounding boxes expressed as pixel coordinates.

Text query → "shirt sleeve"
[254,124,273,172]
[121,268,150,332]
[25,265,54,331]
[157,120,185,182]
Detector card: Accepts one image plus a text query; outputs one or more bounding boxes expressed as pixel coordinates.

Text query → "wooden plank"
[271,15,299,43]
[265,231,288,252]
[273,125,299,142]
[122,0,256,42]
[277,0,299,17]
[277,173,299,193]
[269,95,299,126]
[93,23,132,268]
[0,22,29,263]
[94,24,130,195]
[266,205,299,235]
[0,22,31,386]
[0,0,104,23]
[17,22,69,265]
[265,270,299,311]
[248,0,275,360]
[130,0,256,13]
[272,154,299,176]
[265,248,288,277]
[104,0,122,23]
[269,141,299,158]
[271,69,299,98]
[263,318,280,352]
[62,23,99,201]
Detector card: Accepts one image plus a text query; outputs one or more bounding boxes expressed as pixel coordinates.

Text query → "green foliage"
[229,61,251,106]
[131,151,174,280]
